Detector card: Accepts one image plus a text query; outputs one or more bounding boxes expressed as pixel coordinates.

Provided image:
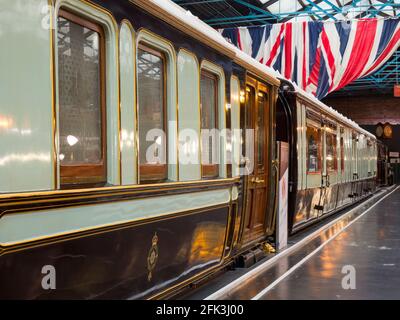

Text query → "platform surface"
[259,186,400,299]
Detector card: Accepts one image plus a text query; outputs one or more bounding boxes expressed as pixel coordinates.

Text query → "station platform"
[182,185,400,300]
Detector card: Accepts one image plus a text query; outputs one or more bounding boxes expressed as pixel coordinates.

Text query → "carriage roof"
[130,0,281,85]
[133,0,375,141]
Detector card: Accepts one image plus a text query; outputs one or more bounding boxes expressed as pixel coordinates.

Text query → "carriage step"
[237,248,266,268]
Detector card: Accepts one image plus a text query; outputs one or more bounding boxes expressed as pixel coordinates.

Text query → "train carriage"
[277,80,378,233]
[0,0,378,299]
[0,0,281,299]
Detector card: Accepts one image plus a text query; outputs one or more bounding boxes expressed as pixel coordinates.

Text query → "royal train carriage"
[277,80,378,233]
[0,0,378,299]
[0,0,281,299]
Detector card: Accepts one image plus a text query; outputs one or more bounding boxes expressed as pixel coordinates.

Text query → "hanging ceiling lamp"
[394,84,400,97]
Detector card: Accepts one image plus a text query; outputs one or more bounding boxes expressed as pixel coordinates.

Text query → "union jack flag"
[221,18,400,98]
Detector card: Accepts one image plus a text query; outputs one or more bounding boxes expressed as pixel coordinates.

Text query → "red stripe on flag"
[308,47,321,86]
[284,23,293,79]
[335,19,378,91]
[302,21,307,90]
[237,28,243,51]
[365,28,400,75]
[321,29,336,85]
[266,24,285,66]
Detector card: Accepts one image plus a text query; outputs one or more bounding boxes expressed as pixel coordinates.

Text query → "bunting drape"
[221,18,400,98]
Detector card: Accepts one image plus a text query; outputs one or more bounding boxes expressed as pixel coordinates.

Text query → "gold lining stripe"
[0,178,239,202]
[0,185,233,217]
[48,0,57,190]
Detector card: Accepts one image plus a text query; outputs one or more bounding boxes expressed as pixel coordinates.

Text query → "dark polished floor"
[260,186,400,300]
[179,186,399,300]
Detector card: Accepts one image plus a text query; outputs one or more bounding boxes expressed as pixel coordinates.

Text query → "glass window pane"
[306,126,321,173]
[257,92,267,170]
[340,136,345,171]
[137,47,167,181]
[243,86,255,172]
[245,87,254,129]
[352,137,357,174]
[58,16,103,166]
[201,71,218,178]
[201,74,217,130]
[326,132,337,171]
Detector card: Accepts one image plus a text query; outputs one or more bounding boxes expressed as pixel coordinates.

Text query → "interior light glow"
[67,135,79,146]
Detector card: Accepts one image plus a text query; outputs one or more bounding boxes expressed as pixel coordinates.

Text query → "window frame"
[58,9,107,188]
[256,89,268,174]
[325,130,338,173]
[352,132,358,175]
[367,139,373,175]
[200,69,220,179]
[306,123,322,175]
[340,135,345,172]
[137,43,168,183]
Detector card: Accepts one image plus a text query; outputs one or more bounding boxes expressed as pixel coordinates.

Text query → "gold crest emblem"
[147,233,159,282]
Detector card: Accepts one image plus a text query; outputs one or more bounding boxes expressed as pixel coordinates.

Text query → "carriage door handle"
[255,178,265,184]
[250,177,265,184]
[322,174,330,187]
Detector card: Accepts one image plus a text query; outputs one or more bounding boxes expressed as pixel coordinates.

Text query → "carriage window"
[200,70,219,178]
[367,142,372,175]
[340,137,345,171]
[137,44,167,183]
[57,10,106,187]
[352,135,358,174]
[306,125,321,173]
[243,86,255,172]
[257,91,267,171]
[326,132,337,171]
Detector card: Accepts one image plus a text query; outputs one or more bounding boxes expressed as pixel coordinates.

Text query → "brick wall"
[322,94,400,152]
[322,94,400,125]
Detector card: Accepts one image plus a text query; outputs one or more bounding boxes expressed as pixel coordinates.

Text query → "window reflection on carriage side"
[57,10,106,187]
[200,70,219,179]
[326,132,338,172]
[137,45,167,183]
[306,125,321,174]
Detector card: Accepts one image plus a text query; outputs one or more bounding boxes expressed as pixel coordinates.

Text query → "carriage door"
[322,119,338,213]
[242,78,270,243]
[351,132,359,199]
[337,127,346,208]
[305,109,323,220]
